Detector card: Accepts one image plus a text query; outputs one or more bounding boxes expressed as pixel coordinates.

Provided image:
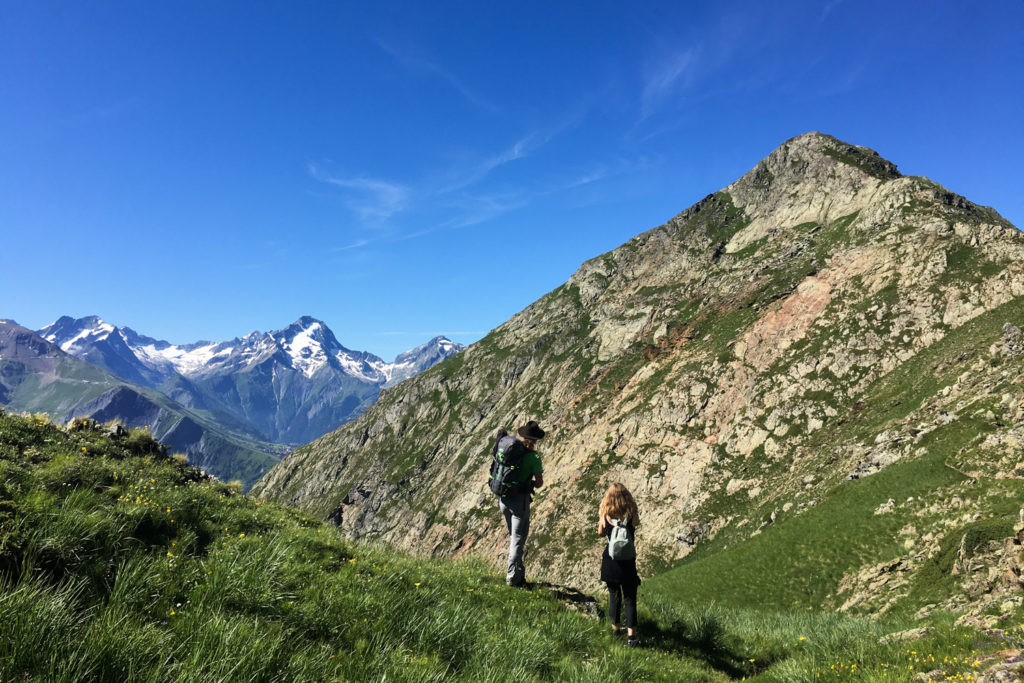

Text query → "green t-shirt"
[515,449,543,486]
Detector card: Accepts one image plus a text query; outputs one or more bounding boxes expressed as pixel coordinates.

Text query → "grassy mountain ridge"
[0,409,740,681]
[5,409,1023,681]
[252,131,1024,630]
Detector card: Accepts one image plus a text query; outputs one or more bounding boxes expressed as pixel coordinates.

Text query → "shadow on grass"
[640,612,783,680]
[533,581,602,617]
[535,580,785,680]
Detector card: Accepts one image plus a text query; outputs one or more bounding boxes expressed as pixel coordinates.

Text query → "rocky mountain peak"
[284,315,329,338]
[768,131,900,181]
[385,336,466,386]
[274,316,385,372]
[720,132,1012,258]
[51,314,104,328]
[717,133,898,252]
[253,133,1024,603]
[392,335,459,364]
[0,319,62,360]
[39,315,114,348]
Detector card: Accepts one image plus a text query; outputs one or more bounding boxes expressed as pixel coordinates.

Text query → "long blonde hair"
[599,483,640,531]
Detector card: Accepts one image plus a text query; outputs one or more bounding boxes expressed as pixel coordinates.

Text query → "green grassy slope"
[0,410,729,682]
[3,410,1018,681]
[1,355,119,415]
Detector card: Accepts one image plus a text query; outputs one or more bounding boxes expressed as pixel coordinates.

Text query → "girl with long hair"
[598,483,641,646]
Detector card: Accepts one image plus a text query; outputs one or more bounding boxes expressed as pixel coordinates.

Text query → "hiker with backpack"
[487,421,545,587]
[598,483,641,647]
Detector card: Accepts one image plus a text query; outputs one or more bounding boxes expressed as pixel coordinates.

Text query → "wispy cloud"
[333,239,370,252]
[431,134,543,195]
[561,166,616,191]
[549,155,652,194]
[628,6,768,135]
[309,127,550,245]
[438,192,530,229]
[640,48,698,121]
[306,87,624,250]
[308,163,409,222]
[374,38,498,113]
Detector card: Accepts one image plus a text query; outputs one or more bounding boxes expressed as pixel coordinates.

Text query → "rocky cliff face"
[252,133,1024,597]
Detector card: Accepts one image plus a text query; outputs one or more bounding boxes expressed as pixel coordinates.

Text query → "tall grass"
[0,411,1015,681]
[640,600,997,682]
[0,412,728,681]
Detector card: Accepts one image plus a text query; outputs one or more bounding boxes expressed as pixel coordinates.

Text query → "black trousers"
[606,581,637,629]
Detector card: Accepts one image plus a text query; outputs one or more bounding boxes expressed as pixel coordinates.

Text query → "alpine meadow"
[6,132,1024,680]
[3,5,1024,679]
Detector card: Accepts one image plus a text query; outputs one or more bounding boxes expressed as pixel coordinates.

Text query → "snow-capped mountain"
[38,315,464,444]
[0,320,283,488]
[383,335,464,386]
[38,315,170,387]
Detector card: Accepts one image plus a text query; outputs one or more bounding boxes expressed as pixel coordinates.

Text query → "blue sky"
[3,1,1022,360]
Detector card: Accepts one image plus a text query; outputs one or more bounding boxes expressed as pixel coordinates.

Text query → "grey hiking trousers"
[499,492,530,586]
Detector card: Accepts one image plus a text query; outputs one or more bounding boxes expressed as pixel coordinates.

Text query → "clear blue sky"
[3,1,1022,360]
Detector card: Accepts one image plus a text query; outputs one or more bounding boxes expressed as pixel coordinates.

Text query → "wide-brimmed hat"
[517,421,546,441]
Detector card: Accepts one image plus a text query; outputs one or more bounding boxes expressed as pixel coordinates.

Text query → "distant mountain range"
[0,316,463,486]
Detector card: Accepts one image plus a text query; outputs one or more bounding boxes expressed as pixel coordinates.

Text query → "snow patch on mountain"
[59,323,115,352]
[133,340,235,376]
[39,317,116,353]
[382,335,465,386]
[382,359,416,382]
[280,321,330,378]
[335,352,385,383]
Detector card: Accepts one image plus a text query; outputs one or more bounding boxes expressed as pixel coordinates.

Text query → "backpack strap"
[608,515,632,530]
